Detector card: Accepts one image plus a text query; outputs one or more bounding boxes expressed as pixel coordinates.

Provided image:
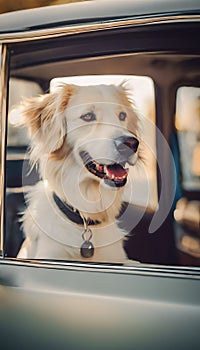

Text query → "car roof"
[0,0,199,36]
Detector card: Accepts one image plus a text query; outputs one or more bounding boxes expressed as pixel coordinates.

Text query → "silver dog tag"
[80,240,94,258]
[80,228,94,258]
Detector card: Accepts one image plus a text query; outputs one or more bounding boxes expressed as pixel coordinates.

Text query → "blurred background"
[0,0,89,14]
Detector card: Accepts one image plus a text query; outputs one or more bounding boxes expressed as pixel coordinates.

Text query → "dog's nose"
[114,136,139,157]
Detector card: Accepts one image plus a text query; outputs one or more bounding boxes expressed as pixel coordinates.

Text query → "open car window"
[8,75,157,209]
[2,15,200,267]
[6,73,158,261]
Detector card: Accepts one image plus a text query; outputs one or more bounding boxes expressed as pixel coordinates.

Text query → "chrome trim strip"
[1,259,200,279]
[0,15,200,43]
[0,45,9,256]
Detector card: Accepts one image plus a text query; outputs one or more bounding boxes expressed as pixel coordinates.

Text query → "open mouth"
[79,151,128,188]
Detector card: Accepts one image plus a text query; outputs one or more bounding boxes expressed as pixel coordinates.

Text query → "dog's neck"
[52,190,127,259]
[43,154,126,224]
[52,191,127,228]
[53,192,101,226]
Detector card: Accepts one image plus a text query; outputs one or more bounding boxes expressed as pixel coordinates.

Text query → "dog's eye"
[119,112,127,121]
[80,112,96,122]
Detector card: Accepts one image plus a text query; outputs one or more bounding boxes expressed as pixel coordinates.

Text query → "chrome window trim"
[0,44,9,257]
[1,259,200,279]
[0,15,200,43]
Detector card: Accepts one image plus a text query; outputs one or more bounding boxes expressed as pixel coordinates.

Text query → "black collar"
[53,192,101,226]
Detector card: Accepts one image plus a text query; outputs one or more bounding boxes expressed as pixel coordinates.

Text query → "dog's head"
[21,84,140,191]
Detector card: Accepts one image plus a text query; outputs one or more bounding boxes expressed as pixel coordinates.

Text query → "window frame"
[0,44,9,257]
[1,16,200,271]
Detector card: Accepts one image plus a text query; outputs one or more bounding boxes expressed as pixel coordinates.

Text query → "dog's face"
[64,84,139,189]
[22,84,139,193]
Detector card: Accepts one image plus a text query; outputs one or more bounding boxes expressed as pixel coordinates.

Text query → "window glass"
[6,78,43,257]
[174,86,200,262]
[6,74,157,261]
[8,78,43,146]
[175,86,200,191]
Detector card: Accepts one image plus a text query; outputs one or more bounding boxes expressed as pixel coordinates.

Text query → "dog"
[17,83,140,263]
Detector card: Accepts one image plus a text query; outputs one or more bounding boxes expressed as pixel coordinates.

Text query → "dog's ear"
[21,85,74,158]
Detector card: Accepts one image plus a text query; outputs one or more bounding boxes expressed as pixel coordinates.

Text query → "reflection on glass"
[8,75,157,209]
[174,87,200,262]
[175,86,200,190]
[6,74,158,259]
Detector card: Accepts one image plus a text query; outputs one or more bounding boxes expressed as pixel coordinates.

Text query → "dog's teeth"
[100,165,104,173]
[111,174,115,180]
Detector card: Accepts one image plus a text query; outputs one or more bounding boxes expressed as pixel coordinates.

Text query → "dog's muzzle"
[114,136,139,160]
[79,136,139,188]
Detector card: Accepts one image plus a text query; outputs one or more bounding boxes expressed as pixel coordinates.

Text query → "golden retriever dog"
[17,84,140,263]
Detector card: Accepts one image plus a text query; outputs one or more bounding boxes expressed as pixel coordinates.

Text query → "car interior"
[4,22,200,265]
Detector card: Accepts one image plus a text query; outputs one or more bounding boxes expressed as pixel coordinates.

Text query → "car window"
[3,22,200,266]
[8,75,157,208]
[174,86,200,263]
[6,73,158,261]
[175,86,200,191]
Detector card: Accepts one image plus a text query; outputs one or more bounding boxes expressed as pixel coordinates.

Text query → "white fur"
[17,84,140,263]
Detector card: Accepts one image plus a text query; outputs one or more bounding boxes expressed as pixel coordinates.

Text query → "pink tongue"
[106,164,127,179]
